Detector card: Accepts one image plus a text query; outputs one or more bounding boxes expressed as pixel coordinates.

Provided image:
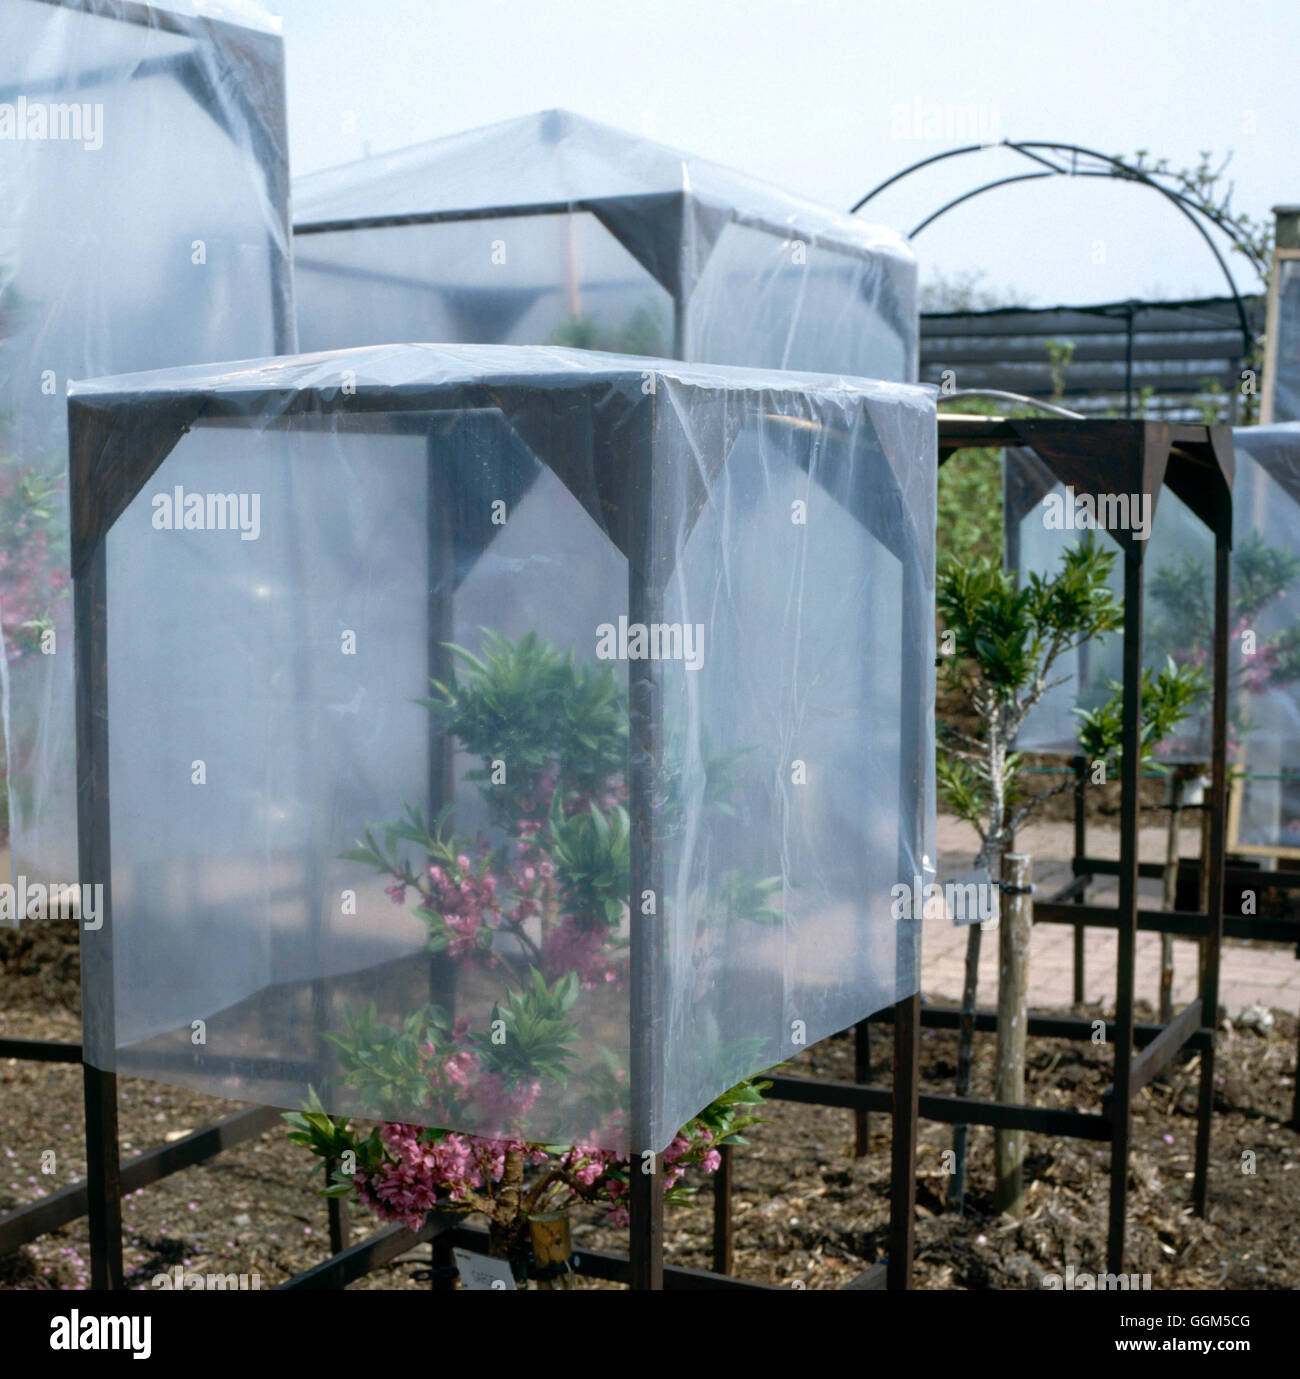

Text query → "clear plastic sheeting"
[68,343,936,1152]
[1228,424,1300,853]
[0,0,293,891]
[1009,428,1300,851]
[1272,259,1300,424]
[1008,446,1215,763]
[293,110,917,382]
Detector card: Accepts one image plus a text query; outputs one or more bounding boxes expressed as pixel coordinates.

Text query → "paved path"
[927,815,1300,1018]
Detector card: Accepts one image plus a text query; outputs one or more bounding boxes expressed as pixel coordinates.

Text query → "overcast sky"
[272,0,1299,306]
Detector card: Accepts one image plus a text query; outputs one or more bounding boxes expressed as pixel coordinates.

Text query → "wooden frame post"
[76,544,124,1291]
[1106,530,1144,1276]
[1072,753,1088,1004]
[1194,496,1232,1212]
[854,1021,873,1156]
[628,403,664,1292]
[711,1145,734,1275]
[887,991,920,1289]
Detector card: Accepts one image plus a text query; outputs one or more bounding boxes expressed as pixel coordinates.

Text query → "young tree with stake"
[937,537,1206,1215]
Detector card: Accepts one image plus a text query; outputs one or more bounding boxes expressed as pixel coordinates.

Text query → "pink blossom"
[474,1073,541,1133]
[543,915,617,987]
[662,1133,691,1165]
[443,1051,479,1089]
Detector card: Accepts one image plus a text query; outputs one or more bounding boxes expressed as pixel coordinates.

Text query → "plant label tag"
[945,867,999,927]
[453,1248,516,1290]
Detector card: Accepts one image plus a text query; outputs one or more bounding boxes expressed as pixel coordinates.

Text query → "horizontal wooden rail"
[867,1002,1212,1053]
[0,1104,282,1255]
[0,1036,82,1063]
[766,1074,1111,1141]
[1075,856,1300,890]
[1034,900,1300,943]
[1130,999,1203,1096]
[444,1223,779,1291]
[277,1215,447,1290]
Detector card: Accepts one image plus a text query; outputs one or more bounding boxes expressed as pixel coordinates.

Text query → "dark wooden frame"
[22,403,1244,1291]
[1007,421,1300,1130]
[706,419,1234,1279]
[63,352,932,1292]
[294,184,914,374]
[1049,766,1300,1129]
[0,0,296,1288]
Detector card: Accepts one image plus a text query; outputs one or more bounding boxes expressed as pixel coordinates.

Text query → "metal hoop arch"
[852,140,1261,356]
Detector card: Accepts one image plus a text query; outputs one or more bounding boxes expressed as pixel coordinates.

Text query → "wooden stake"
[947,920,982,1214]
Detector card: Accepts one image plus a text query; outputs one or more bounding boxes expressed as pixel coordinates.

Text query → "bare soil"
[2,987,1295,1290]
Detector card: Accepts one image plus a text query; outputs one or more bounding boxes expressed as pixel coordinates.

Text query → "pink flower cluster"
[356,1124,546,1232]
[413,1023,542,1137]
[355,1117,726,1234]
[664,1126,720,1186]
[387,772,628,989]
[515,769,559,829]
[426,858,502,961]
[542,914,618,988]
[0,464,68,666]
[473,1073,542,1130]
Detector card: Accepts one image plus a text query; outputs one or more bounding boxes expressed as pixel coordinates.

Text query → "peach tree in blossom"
[0,446,69,846]
[287,629,768,1268]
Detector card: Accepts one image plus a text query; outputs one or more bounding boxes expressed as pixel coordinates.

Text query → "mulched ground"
[3,971,1296,1290]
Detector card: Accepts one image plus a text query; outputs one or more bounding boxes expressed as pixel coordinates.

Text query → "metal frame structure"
[1043,757,1300,1130]
[852,139,1263,367]
[0,0,295,1283]
[14,411,1238,1293]
[14,413,1239,1293]
[62,352,930,1292]
[294,181,916,375]
[704,418,1235,1280]
[998,412,1300,1128]
[920,295,1266,422]
[941,417,1232,1268]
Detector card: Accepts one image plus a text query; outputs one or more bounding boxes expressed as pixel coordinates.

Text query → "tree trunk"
[488,1145,528,1279]
[947,919,982,1213]
[993,853,1031,1216]
[949,710,1008,1214]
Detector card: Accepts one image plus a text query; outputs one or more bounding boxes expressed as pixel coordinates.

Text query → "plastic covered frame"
[3,0,294,375]
[1224,424,1300,858]
[940,416,1234,1272]
[0,0,297,1288]
[1,0,296,893]
[1005,420,1300,855]
[69,346,935,1284]
[292,110,917,381]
